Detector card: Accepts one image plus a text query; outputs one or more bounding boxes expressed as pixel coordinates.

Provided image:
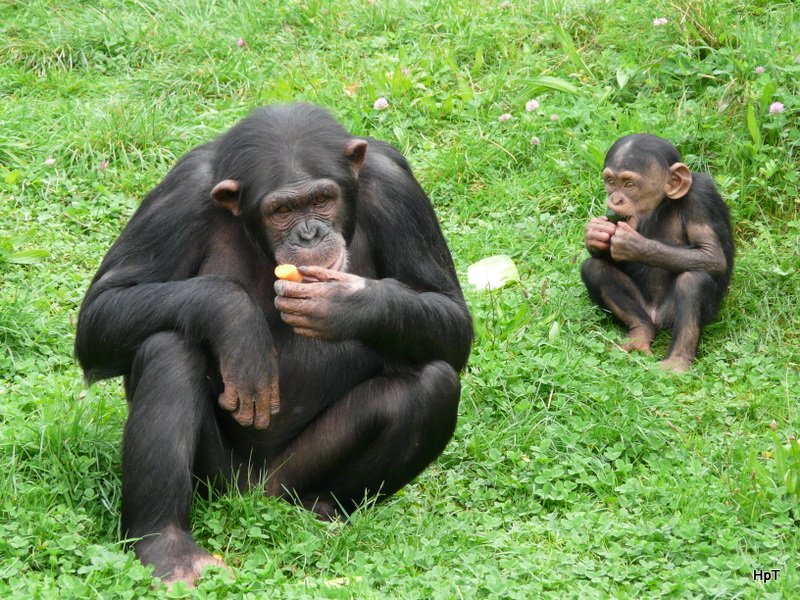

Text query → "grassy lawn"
[1,0,798,597]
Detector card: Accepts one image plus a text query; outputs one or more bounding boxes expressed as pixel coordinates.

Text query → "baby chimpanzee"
[581,134,734,372]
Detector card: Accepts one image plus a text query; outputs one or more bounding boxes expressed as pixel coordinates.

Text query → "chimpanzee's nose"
[298,223,318,241]
[294,219,328,246]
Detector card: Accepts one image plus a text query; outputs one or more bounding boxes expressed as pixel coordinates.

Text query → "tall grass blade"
[5,249,49,265]
[746,104,762,147]
[553,24,594,79]
[516,76,582,106]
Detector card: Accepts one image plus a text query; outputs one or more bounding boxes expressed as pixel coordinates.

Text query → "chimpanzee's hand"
[585,217,617,253]
[217,344,280,430]
[609,221,648,262]
[274,266,369,341]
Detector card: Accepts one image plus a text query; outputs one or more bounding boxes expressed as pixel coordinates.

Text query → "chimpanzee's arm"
[76,274,269,381]
[75,144,274,382]
[353,278,473,372]
[639,228,726,275]
[358,149,472,370]
[611,221,728,277]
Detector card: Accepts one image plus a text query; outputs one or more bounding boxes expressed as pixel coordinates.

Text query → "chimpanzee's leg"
[581,257,655,353]
[122,331,232,586]
[655,271,718,372]
[264,360,460,519]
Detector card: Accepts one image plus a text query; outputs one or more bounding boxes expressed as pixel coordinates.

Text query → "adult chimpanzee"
[75,104,473,586]
[581,134,734,372]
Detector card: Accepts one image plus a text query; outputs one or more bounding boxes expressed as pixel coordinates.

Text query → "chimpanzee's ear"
[344,139,368,179]
[665,163,692,200]
[211,179,242,216]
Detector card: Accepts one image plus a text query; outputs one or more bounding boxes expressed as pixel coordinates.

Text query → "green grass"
[1,0,799,597]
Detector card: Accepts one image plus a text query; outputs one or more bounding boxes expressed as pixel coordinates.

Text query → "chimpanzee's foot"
[620,326,654,354]
[302,497,344,522]
[135,525,228,588]
[659,356,692,373]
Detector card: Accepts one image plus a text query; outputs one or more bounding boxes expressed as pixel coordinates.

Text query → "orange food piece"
[274,264,303,282]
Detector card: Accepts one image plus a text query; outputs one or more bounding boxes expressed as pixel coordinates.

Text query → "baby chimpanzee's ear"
[665,163,692,200]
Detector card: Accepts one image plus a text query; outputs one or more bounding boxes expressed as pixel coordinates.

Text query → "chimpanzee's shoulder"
[361,138,414,175]
[688,172,725,205]
[684,171,732,236]
[139,141,219,210]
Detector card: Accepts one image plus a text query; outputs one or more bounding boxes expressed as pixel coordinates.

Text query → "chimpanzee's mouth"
[606,209,626,223]
[326,249,347,272]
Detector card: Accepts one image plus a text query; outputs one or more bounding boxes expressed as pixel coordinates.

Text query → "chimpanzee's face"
[258,178,348,271]
[602,163,670,224]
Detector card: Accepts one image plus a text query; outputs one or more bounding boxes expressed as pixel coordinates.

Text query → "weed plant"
[1,0,798,597]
